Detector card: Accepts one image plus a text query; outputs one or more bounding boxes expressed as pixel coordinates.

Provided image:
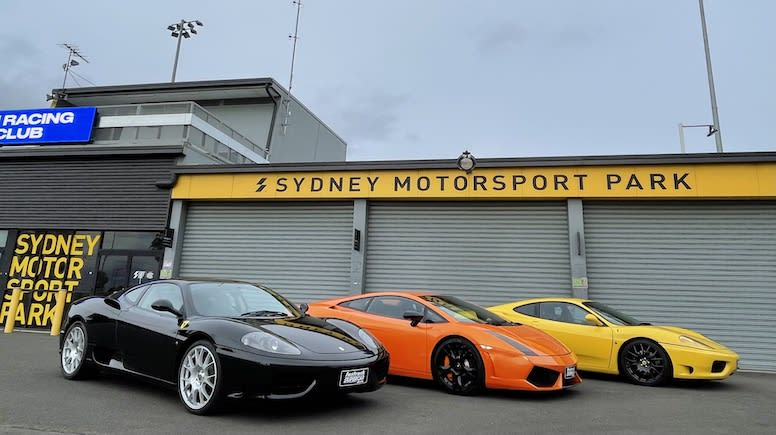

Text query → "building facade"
[164,153,776,372]
[0,78,346,330]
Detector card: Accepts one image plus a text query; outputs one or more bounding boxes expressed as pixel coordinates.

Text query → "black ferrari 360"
[58,279,389,414]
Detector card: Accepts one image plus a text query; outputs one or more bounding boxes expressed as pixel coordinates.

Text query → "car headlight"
[679,335,712,349]
[241,331,301,355]
[357,328,380,351]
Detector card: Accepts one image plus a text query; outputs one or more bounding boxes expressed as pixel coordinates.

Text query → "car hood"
[475,323,572,356]
[232,315,370,354]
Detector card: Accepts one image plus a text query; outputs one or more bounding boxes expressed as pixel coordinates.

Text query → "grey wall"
[269,99,347,163]
[199,102,275,152]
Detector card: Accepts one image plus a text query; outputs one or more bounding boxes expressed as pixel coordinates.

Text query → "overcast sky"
[1,1,774,161]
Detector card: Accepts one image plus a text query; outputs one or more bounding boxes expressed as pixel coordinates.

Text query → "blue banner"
[0,107,97,146]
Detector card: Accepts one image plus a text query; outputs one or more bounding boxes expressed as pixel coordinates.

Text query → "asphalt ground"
[0,331,774,435]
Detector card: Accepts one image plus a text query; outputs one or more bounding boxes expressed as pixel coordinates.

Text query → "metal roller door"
[178,202,354,303]
[584,201,776,371]
[365,201,571,307]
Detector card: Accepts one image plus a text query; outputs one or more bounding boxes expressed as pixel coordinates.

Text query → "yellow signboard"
[171,163,776,200]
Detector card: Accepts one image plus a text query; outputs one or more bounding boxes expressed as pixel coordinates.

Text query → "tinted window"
[539,302,591,325]
[138,283,184,313]
[366,296,425,320]
[189,282,298,318]
[121,285,149,305]
[340,297,372,312]
[420,295,508,325]
[584,301,641,326]
[423,308,446,323]
[515,303,538,317]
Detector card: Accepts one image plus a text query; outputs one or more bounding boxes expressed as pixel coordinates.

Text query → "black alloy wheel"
[619,339,672,386]
[432,337,484,395]
[61,321,93,380]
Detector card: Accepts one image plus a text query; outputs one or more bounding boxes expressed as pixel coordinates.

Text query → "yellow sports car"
[488,298,739,386]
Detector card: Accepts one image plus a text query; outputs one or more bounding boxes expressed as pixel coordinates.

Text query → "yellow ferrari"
[488,298,739,386]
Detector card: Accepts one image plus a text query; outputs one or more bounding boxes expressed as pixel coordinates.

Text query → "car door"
[116,282,185,382]
[345,296,429,377]
[527,302,613,370]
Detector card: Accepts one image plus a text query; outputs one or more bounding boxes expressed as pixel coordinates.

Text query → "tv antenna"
[58,43,90,88]
[282,0,303,135]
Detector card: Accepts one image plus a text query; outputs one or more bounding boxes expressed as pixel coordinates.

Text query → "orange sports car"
[305,292,581,394]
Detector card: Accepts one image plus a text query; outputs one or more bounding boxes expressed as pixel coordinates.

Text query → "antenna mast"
[283,0,303,135]
[288,0,302,93]
[59,43,89,89]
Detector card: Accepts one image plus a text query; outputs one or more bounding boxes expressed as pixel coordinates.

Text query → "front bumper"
[217,348,389,399]
[662,343,739,380]
[484,352,582,391]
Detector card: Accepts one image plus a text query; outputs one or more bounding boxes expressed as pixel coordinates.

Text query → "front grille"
[527,366,560,388]
[711,361,727,373]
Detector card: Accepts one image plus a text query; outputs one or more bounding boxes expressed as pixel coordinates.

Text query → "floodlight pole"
[698,0,723,152]
[171,20,185,83]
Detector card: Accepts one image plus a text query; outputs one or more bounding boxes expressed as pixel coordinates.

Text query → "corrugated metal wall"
[0,155,176,231]
[178,202,354,303]
[584,201,776,371]
[364,201,572,306]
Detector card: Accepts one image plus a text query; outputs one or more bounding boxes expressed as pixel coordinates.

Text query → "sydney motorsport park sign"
[0,107,97,145]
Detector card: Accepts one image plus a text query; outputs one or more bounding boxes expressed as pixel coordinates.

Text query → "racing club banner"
[0,231,101,329]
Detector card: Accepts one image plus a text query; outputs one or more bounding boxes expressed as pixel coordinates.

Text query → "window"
[366,296,425,320]
[515,303,539,317]
[137,283,183,313]
[121,285,149,305]
[101,232,160,250]
[340,298,372,312]
[539,302,591,325]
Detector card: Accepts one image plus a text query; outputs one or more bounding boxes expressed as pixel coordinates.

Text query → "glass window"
[0,230,7,261]
[420,295,508,325]
[189,282,298,318]
[138,283,184,313]
[539,302,592,325]
[366,296,425,320]
[101,232,160,250]
[121,285,149,305]
[422,308,446,324]
[515,303,538,317]
[138,126,161,140]
[340,297,372,312]
[96,255,129,294]
[583,301,641,326]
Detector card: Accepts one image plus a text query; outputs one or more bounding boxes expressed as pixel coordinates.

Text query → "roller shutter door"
[178,202,353,303]
[365,201,571,307]
[585,201,776,371]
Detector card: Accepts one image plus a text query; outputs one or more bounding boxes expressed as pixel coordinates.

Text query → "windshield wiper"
[240,310,288,317]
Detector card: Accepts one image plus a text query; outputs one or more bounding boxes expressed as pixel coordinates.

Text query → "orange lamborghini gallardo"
[306,292,581,395]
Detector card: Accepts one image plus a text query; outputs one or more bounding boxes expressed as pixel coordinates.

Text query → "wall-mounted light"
[456,150,477,173]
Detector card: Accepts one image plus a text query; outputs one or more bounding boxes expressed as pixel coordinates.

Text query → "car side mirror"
[151,299,183,318]
[403,311,425,327]
[298,303,309,315]
[584,313,604,326]
[104,298,120,310]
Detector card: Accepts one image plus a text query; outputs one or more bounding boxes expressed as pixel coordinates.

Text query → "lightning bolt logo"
[256,177,267,192]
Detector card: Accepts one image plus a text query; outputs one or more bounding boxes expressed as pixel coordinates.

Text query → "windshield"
[189,282,299,318]
[583,301,641,326]
[420,295,508,325]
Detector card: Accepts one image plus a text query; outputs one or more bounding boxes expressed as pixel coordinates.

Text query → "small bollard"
[50,289,68,336]
[3,288,22,334]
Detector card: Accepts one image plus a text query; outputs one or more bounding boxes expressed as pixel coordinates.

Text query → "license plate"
[339,368,369,387]
[564,366,576,379]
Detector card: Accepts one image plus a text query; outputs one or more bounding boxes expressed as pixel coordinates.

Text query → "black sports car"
[59,279,389,414]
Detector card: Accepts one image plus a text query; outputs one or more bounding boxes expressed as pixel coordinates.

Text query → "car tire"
[61,321,93,380]
[619,339,672,386]
[431,337,484,395]
[178,340,223,415]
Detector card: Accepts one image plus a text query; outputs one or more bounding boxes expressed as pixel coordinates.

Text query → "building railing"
[94,102,268,163]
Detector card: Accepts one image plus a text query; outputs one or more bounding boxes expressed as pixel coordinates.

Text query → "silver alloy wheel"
[179,344,218,410]
[62,325,85,375]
